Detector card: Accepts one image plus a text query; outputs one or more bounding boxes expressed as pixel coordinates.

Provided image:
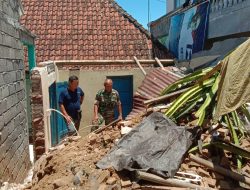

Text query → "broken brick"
[206,177,217,188]
[89,134,98,145]
[120,178,132,187]
[106,177,117,185]
[197,167,210,177]
[103,134,111,142]
[97,170,110,184]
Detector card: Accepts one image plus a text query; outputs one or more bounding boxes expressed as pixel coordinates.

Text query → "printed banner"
[168,1,209,60]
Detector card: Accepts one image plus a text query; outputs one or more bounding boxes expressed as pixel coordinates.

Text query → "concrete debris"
[106,177,117,185]
[18,114,250,190]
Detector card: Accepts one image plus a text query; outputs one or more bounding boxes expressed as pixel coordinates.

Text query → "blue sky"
[115,0,167,30]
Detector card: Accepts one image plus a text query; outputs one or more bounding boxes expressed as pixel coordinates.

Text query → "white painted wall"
[58,68,149,136]
[34,63,57,151]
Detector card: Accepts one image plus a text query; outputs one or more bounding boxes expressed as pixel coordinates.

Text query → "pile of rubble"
[23,126,141,190]
[21,117,250,190]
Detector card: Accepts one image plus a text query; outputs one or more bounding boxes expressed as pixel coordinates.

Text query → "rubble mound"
[25,126,126,190]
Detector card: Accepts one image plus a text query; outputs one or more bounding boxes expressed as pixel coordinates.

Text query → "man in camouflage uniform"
[93,79,122,125]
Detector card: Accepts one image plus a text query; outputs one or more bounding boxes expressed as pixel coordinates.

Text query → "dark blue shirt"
[59,87,84,119]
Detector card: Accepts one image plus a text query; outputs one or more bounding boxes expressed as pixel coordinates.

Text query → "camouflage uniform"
[94,89,121,125]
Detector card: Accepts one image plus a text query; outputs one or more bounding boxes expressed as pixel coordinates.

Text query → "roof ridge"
[108,0,151,39]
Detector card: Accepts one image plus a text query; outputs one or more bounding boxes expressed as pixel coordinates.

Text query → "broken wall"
[0,0,30,183]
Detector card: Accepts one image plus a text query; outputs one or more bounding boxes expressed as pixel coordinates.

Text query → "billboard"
[168,1,209,60]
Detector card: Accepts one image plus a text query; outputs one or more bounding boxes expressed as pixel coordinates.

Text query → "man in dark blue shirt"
[59,75,84,132]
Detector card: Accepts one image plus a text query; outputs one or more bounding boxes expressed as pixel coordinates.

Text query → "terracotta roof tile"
[21,0,171,62]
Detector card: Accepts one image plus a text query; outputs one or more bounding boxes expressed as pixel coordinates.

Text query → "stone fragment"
[106,177,117,185]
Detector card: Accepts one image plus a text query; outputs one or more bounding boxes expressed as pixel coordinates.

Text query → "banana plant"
[161,67,213,95]
[225,114,242,170]
[165,77,215,118]
[195,73,221,126]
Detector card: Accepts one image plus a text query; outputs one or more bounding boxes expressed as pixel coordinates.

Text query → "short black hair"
[69,75,78,83]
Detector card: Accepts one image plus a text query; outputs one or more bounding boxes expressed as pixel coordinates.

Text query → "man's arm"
[116,91,122,120]
[118,103,123,120]
[94,104,99,120]
[80,88,84,105]
[59,104,72,124]
[93,92,100,121]
[80,95,84,104]
[59,91,71,124]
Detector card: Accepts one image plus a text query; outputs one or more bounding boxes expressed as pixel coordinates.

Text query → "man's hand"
[118,115,123,120]
[65,115,72,125]
[93,115,98,121]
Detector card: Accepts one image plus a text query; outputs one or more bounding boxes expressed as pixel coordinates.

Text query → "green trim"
[22,41,37,71]
[28,45,36,70]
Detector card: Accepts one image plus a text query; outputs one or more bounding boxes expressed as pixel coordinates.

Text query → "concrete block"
[0,115,4,131]
[15,81,23,92]
[0,144,7,160]
[2,137,12,156]
[2,71,16,84]
[0,32,2,45]
[0,162,4,177]
[12,122,24,141]
[0,98,7,115]
[17,89,25,101]
[16,70,23,81]
[8,120,15,135]
[1,85,9,98]
[8,83,16,95]
[18,60,24,70]
[6,95,14,109]
[0,59,7,72]
[0,72,4,86]
[6,60,14,71]
[0,125,9,144]
[13,114,20,128]
[3,106,16,125]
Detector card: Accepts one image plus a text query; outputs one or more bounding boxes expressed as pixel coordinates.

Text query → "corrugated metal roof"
[126,67,181,120]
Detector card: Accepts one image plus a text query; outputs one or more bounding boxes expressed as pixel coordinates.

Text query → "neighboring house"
[20,0,170,62]
[151,0,250,69]
[0,0,35,183]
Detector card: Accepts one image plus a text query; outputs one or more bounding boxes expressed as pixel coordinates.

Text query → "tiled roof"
[20,0,170,63]
[126,67,181,120]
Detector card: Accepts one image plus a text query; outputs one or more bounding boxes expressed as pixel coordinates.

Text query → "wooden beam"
[144,87,191,106]
[93,118,122,134]
[136,171,212,189]
[190,154,250,186]
[134,56,147,76]
[155,57,165,70]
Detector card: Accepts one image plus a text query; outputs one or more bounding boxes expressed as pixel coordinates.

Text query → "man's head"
[68,75,79,91]
[104,79,113,93]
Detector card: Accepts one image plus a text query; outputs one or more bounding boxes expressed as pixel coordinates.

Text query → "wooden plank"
[155,57,165,70]
[144,87,191,106]
[133,56,147,76]
[94,118,122,134]
[190,154,250,186]
[136,171,212,190]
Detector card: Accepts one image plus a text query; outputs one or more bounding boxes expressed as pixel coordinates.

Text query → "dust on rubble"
[24,126,125,190]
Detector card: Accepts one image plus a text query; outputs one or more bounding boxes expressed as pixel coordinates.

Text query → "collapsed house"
[20,39,250,190]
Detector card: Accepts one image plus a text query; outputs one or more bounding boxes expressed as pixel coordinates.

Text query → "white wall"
[58,68,149,136]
